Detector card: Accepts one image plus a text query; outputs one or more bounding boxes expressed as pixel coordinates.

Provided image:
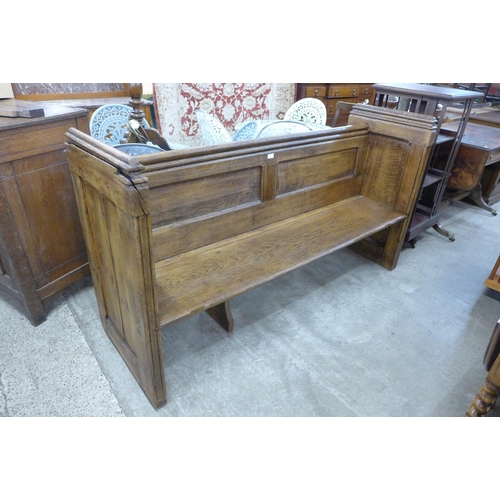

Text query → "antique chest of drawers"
[296,83,375,126]
[0,101,90,325]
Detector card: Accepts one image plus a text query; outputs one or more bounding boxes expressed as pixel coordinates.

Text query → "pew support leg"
[206,300,234,335]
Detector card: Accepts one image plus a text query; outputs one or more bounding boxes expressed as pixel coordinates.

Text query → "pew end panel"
[348,105,437,269]
[65,105,436,408]
[66,135,166,408]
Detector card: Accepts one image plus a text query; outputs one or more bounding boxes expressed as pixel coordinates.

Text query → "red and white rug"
[153,83,296,147]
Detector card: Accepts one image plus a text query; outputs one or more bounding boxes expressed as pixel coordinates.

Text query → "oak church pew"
[65,104,436,408]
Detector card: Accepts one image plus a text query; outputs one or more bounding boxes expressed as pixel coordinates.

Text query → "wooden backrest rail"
[65,104,436,408]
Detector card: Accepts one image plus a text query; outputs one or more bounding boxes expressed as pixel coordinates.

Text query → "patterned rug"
[153,83,296,147]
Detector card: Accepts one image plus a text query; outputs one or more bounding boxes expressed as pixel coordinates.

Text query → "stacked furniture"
[295,84,375,127]
[372,83,483,245]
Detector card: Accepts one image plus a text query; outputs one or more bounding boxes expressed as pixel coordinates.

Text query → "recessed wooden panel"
[0,104,90,326]
[150,167,261,226]
[361,135,410,207]
[13,149,67,175]
[152,176,361,261]
[15,161,86,275]
[0,161,15,180]
[0,121,75,160]
[276,148,359,195]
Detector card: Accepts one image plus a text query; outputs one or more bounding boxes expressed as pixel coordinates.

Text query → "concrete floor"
[1,199,499,417]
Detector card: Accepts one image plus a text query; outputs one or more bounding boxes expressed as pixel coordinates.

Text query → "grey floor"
[1,199,500,417]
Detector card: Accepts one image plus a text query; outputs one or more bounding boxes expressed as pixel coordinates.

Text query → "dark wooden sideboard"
[0,101,90,325]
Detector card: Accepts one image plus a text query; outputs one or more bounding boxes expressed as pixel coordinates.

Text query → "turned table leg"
[432,223,455,242]
[469,184,497,215]
[465,377,500,417]
[465,336,500,416]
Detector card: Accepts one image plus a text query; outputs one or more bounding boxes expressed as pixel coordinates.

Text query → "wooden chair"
[332,101,356,127]
[465,319,500,416]
[284,98,327,125]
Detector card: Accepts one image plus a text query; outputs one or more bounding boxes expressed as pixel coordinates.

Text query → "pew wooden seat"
[65,104,436,408]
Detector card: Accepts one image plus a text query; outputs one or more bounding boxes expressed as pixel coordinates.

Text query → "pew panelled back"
[65,105,436,408]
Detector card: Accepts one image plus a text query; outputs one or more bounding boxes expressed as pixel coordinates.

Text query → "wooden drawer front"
[301,85,327,98]
[326,98,356,118]
[358,85,374,100]
[327,85,359,98]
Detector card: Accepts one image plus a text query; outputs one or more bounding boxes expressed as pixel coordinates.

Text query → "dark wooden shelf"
[436,133,455,145]
[422,173,442,188]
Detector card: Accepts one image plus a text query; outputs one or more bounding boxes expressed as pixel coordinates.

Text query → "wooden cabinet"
[296,83,375,126]
[0,101,90,325]
[468,109,500,205]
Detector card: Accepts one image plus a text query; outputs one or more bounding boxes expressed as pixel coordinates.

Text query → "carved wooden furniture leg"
[468,185,497,215]
[206,300,234,335]
[465,377,500,416]
[408,238,417,249]
[465,320,500,416]
[432,223,455,241]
